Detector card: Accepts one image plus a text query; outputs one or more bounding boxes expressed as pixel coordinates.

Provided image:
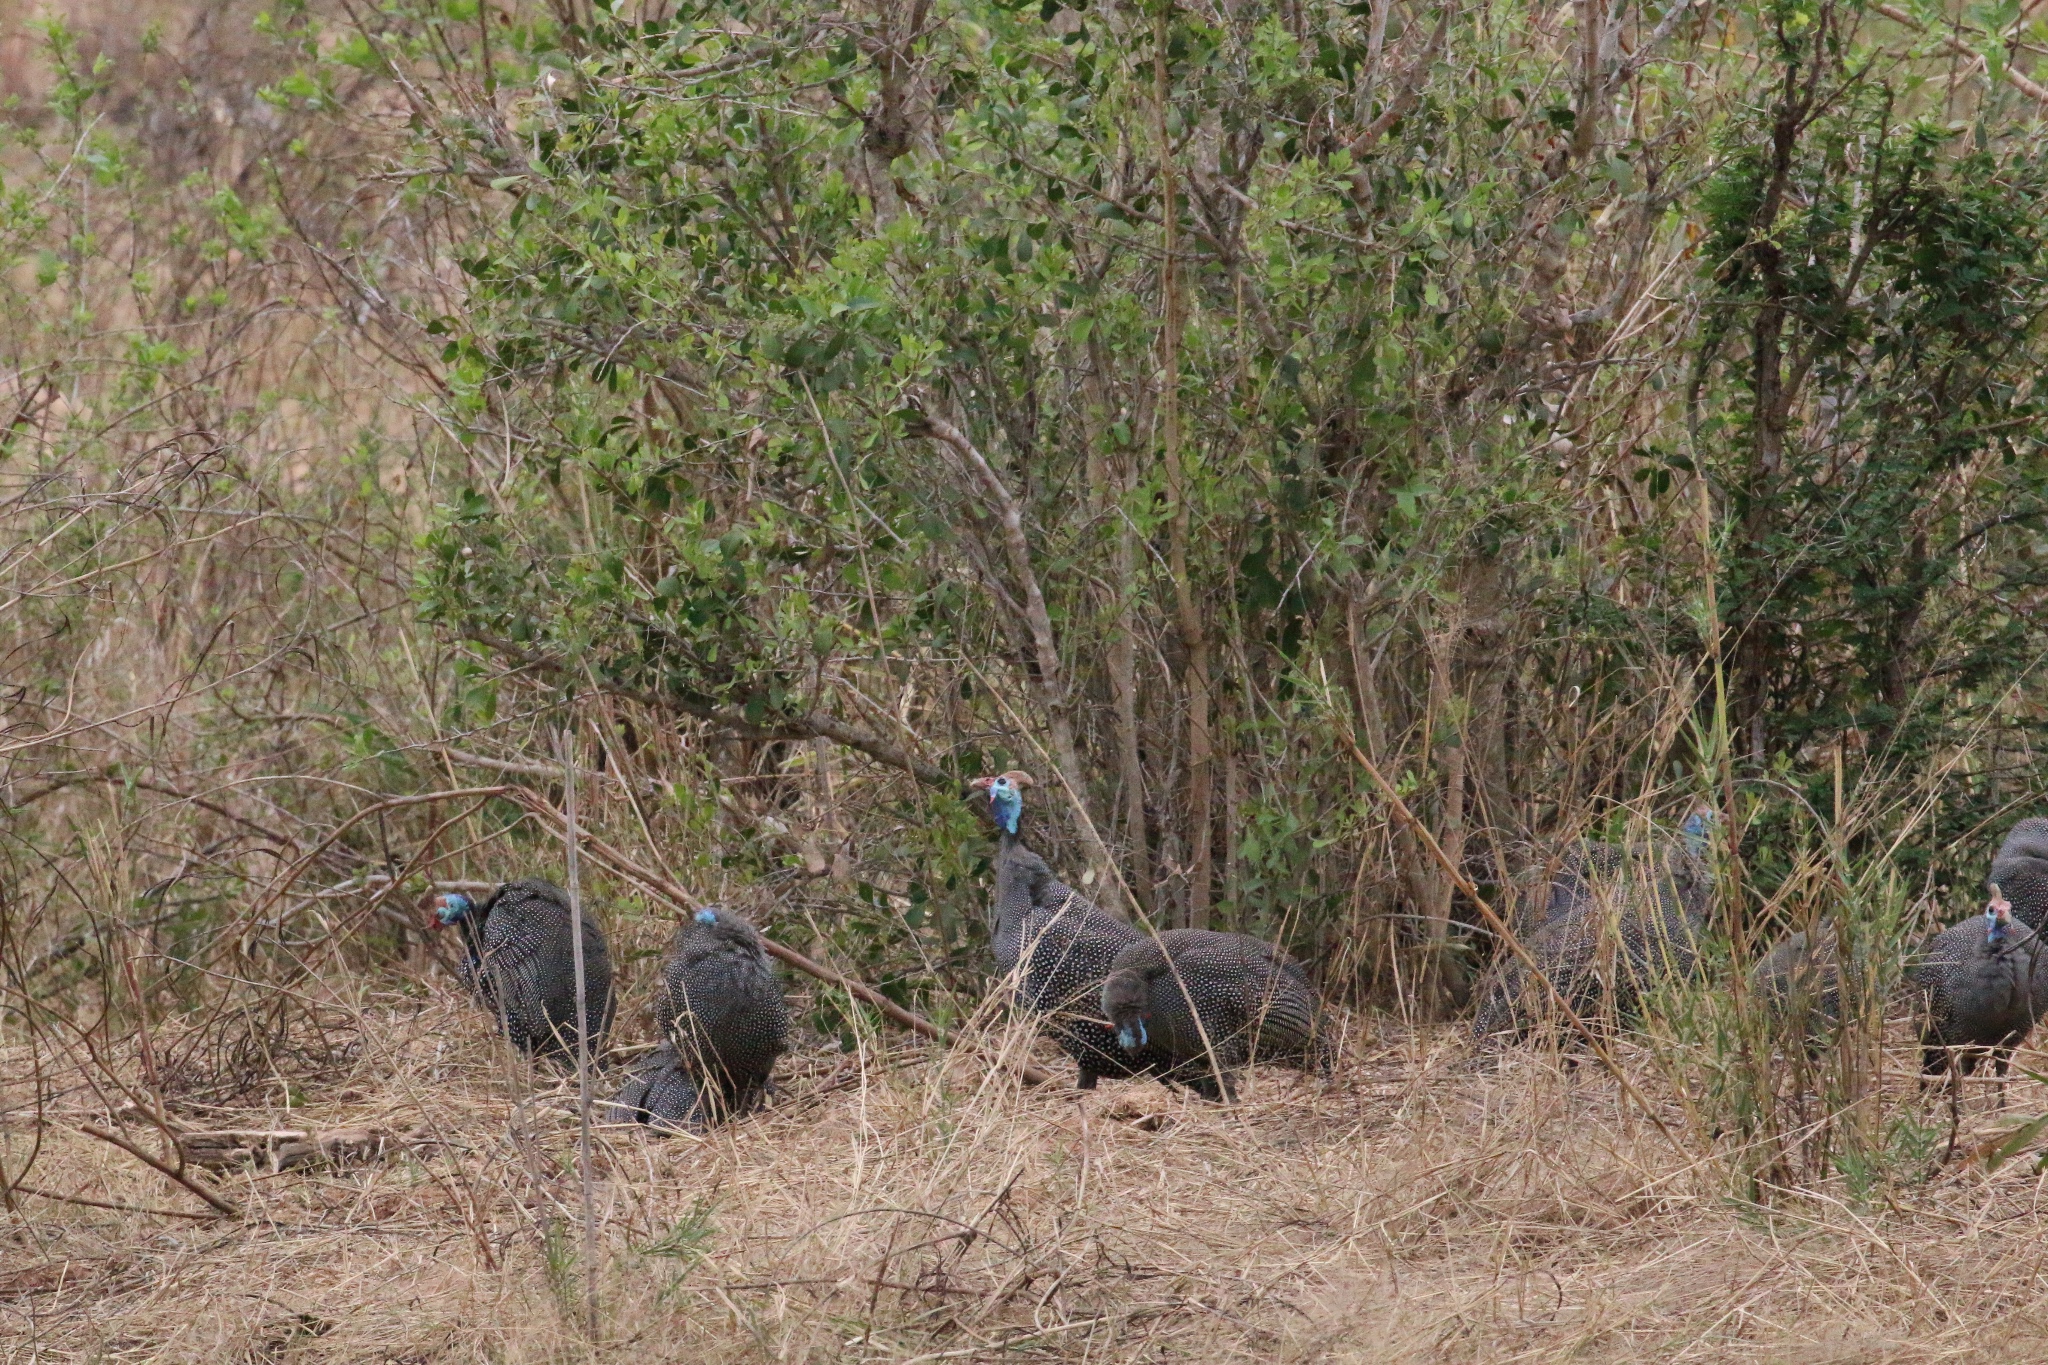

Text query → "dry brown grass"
[10,985,2048,1364]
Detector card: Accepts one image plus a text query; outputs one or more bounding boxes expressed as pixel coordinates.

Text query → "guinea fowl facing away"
[1472,826,1706,1045]
[1912,887,2048,1081]
[1100,930,1326,1101]
[652,906,791,1123]
[430,879,616,1058]
[970,771,1170,1088]
[1990,816,2048,931]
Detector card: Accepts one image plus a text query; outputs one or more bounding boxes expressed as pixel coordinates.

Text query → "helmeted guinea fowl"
[969,771,1169,1089]
[430,879,615,1058]
[1472,813,1710,1044]
[1100,929,1327,1101]
[648,905,790,1123]
[1911,887,2048,1080]
[603,1043,705,1134]
[1989,816,2048,931]
[1752,926,1842,1045]
[972,770,1040,979]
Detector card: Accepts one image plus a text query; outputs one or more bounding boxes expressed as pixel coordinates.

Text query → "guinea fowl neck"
[453,900,490,969]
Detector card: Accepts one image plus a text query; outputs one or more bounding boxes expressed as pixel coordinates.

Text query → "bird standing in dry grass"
[1912,886,2048,1082]
[429,879,615,1059]
[970,771,1171,1089]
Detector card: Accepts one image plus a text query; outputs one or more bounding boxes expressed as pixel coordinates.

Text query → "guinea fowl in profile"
[969,771,1168,1089]
[430,879,615,1058]
[973,770,1040,980]
[655,906,791,1123]
[1100,930,1327,1101]
[1912,887,2048,1081]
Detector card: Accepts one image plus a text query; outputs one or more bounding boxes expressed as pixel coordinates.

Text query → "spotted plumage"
[1473,848,1703,1043]
[652,906,789,1122]
[431,878,615,1058]
[970,770,1170,1088]
[1014,860,1180,1087]
[1099,930,1326,1101]
[1911,891,2048,1079]
[1990,816,2048,931]
[603,1044,705,1134]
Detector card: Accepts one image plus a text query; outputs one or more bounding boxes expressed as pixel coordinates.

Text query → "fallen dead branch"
[177,1126,399,1173]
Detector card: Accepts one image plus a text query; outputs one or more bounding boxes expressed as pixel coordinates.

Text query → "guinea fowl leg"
[1076,1067,1100,1090]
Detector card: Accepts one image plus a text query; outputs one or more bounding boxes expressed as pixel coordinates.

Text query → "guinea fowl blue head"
[695,907,719,925]
[972,769,1035,836]
[1117,1018,1148,1051]
[1680,805,1715,857]
[432,891,474,926]
[1988,886,2014,944]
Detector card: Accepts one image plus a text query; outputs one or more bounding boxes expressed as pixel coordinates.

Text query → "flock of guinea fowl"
[423,768,2048,1131]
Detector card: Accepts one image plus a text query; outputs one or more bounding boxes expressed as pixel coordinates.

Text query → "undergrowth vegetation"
[7,0,2048,1357]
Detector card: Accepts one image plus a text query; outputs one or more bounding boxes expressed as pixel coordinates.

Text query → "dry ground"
[8,986,2048,1364]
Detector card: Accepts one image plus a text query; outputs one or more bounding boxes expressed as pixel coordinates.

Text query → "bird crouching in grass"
[656,905,790,1122]
[1100,929,1328,1102]
[429,879,615,1060]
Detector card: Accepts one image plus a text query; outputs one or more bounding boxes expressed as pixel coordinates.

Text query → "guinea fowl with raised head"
[1100,929,1326,1101]
[970,771,1169,1089]
[430,879,615,1058]
[972,770,1039,979]
[1912,886,2048,1081]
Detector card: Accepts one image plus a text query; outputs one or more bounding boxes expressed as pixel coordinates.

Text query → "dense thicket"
[313,0,2048,1011]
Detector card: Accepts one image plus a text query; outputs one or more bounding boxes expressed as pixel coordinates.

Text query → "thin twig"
[77,1123,240,1218]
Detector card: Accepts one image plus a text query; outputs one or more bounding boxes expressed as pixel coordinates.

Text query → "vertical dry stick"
[1084,334,1154,915]
[1156,0,1214,929]
[558,726,598,1337]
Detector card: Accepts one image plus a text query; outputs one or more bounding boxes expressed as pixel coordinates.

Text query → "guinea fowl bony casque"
[1912,885,2048,1081]
[1100,929,1327,1101]
[429,879,615,1058]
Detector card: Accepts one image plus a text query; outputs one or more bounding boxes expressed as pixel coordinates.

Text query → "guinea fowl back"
[603,1044,705,1133]
[439,878,616,1058]
[657,907,790,1119]
[1990,817,2048,930]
